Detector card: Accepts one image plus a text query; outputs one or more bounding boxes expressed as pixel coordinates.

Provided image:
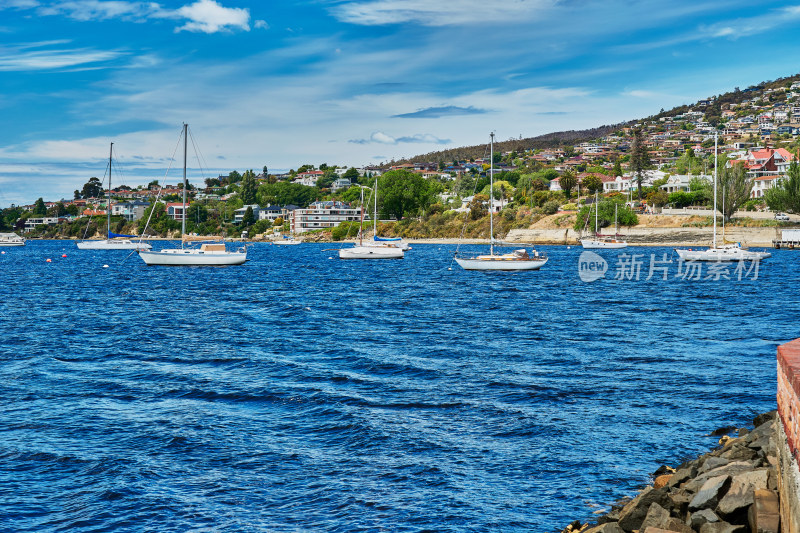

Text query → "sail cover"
[373,236,401,241]
[108,231,137,238]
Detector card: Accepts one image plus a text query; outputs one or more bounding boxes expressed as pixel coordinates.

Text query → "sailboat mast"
[182,123,188,242]
[373,177,377,238]
[490,132,494,256]
[359,186,364,246]
[107,142,113,238]
[595,192,598,236]
[713,131,717,249]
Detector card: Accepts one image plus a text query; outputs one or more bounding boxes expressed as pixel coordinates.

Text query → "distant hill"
[396,72,800,165]
[394,124,628,165]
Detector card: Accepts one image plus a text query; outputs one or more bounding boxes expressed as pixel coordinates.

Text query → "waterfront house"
[165,202,186,221]
[112,200,150,221]
[290,200,361,233]
[257,205,283,222]
[233,204,261,223]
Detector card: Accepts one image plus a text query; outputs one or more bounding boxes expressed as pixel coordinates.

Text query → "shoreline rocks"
[561,411,779,533]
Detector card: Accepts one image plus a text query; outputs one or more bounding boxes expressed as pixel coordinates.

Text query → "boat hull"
[138,249,247,266]
[0,241,25,246]
[675,247,771,262]
[581,239,627,249]
[77,239,151,250]
[339,245,404,259]
[273,240,301,245]
[455,256,548,271]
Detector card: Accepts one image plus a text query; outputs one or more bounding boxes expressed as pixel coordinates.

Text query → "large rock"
[667,467,697,489]
[699,457,730,474]
[716,468,769,521]
[584,523,625,533]
[699,522,747,533]
[688,475,731,511]
[689,508,720,530]
[684,462,753,493]
[617,487,671,532]
[752,410,776,428]
[747,489,780,533]
[719,444,759,463]
[668,489,692,515]
[639,503,670,531]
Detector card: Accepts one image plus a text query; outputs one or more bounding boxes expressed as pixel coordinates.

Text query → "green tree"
[612,159,623,177]
[378,169,435,220]
[316,169,338,189]
[469,194,488,220]
[630,128,652,199]
[765,160,800,214]
[717,162,753,221]
[582,174,603,194]
[227,170,242,184]
[80,177,104,199]
[241,205,256,227]
[33,198,47,216]
[240,169,257,205]
[559,171,577,200]
[343,167,359,181]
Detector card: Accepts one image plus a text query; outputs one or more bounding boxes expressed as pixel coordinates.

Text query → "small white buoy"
[447,267,452,271]
[567,246,571,249]
[103,264,109,268]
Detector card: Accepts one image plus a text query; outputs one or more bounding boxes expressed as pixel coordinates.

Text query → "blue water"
[0,241,796,532]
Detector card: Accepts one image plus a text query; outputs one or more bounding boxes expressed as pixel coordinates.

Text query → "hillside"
[397,72,800,164]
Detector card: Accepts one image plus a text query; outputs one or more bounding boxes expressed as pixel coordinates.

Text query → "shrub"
[542,200,560,215]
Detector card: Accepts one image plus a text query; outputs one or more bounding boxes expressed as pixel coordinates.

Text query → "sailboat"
[0,233,25,246]
[77,142,151,250]
[273,221,302,245]
[339,184,404,259]
[675,132,771,262]
[137,124,248,266]
[454,133,547,271]
[581,193,627,249]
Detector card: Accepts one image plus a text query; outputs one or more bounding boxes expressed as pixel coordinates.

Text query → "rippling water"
[0,241,795,531]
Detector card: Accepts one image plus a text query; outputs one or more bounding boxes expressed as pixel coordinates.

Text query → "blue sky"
[1,0,800,206]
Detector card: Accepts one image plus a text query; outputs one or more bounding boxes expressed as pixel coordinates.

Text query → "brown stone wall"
[776,338,800,532]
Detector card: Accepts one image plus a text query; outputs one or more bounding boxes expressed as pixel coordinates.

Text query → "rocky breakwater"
[562,411,780,533]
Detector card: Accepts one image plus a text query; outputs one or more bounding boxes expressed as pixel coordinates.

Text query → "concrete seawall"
[505,226,781,247]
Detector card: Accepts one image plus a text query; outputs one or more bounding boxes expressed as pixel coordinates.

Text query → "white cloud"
[254,19,268,29]
[174,0,250,33]
[36,0,165,21]
[0,45,123,71]
[332,0,556,26]
[28,0,255,33]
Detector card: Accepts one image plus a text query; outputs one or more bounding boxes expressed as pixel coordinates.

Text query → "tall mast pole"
[107,142,113,238]
[490,132,494,256]
[359,186,364,246]
[182,123,188,242]
[713,131,717,249]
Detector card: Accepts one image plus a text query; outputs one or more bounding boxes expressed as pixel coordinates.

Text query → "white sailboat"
[675,132,771,262]
[138,124,247,266]
[455,133,547,271]
[581,193,627,249]
[77,142,151,250]
[0,233,25,246]
[339,184,404,259]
